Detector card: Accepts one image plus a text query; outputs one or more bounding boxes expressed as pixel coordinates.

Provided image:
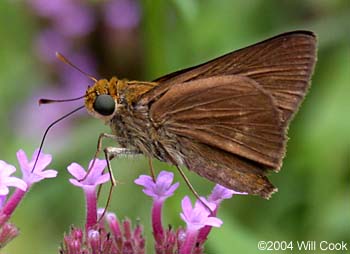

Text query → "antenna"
[31,106,85,173]
[39,94,86,105]
[56,52,98,83]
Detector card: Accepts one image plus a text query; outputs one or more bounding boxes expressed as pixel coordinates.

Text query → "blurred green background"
[1,0,349,253]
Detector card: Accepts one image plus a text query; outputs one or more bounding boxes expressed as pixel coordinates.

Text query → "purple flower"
[13,87,78,142]
[0,161,27,195]
[135,170,179,247]
[68,159,109,228]
[197,184,242,244]
[29,0,95,37]
[180,196,222,232]
[60,218,145,254]
[104,0,141,30]
[1,149,55,218]
[134,171,179,201]
[180,196,222,254]
[35,29,70,63]
[68,159,109,191]
[28,0,71,17]
[208,184,246,204]
[53,3,95,37]
[59,51,97,96]
[17,149,57,186]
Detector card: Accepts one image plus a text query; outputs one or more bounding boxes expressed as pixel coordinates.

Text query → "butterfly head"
[85,77,121,122]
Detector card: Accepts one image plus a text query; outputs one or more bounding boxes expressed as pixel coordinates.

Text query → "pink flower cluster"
[1,149,245,253]
[0,149,57,247]
[134,171,245,254]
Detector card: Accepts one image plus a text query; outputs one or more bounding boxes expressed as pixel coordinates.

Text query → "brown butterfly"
[52,30,317,199]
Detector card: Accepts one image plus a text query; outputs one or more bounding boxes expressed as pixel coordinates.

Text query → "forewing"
[150,75,286,170]
[142,31,317,124]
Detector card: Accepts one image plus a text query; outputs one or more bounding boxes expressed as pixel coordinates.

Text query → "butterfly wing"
[142,31,317,125]
[149,75,284,197]
[138,31,317,197]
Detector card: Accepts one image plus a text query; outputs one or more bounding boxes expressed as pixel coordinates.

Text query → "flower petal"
[0,161,16,176]
[34,153,52,171]
[94,174,110,185]
[16,149,29,172]
[4,177,27,191]
[87,159,107,179]
[181,196,193,218]
[16,148,56,186]
[195,198,215,213]
[156,171,174,187]
[67,163,87,179]
[205,217,223,228]
[0,186,10,196]
[38,169,57,178]
[143,189,158,198]
[134,175,153,187]
[69,178,84,188]
[164,182,179,197]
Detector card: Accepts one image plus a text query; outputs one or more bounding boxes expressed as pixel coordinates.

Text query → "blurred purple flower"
[28,0,71,17]
[134,171,179,201]
[13,55,93,141]
[59,51,97,95]
[0,161,27,195]
[35,29,70,63]
[13,88,72,141]
[29,0,95,37]
[104,0,141,29]
[53,3,95,37]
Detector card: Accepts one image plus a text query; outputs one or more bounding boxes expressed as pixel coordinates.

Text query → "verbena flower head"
[0,161,27,195]
[60,217,145,254]
[180,196,222,232]
[16,148,57,186]
[134,170,179,201]
[68,159,109,191]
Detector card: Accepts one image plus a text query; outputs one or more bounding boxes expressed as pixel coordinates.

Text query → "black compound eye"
[93,94,115,116]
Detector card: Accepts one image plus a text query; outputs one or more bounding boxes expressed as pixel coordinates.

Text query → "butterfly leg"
[176,165,214,214]
[80,133,124,182]
[99,146,140,220]
[148,158,156,182]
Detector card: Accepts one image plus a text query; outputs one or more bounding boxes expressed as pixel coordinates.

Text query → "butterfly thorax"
[85,77,174,161]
